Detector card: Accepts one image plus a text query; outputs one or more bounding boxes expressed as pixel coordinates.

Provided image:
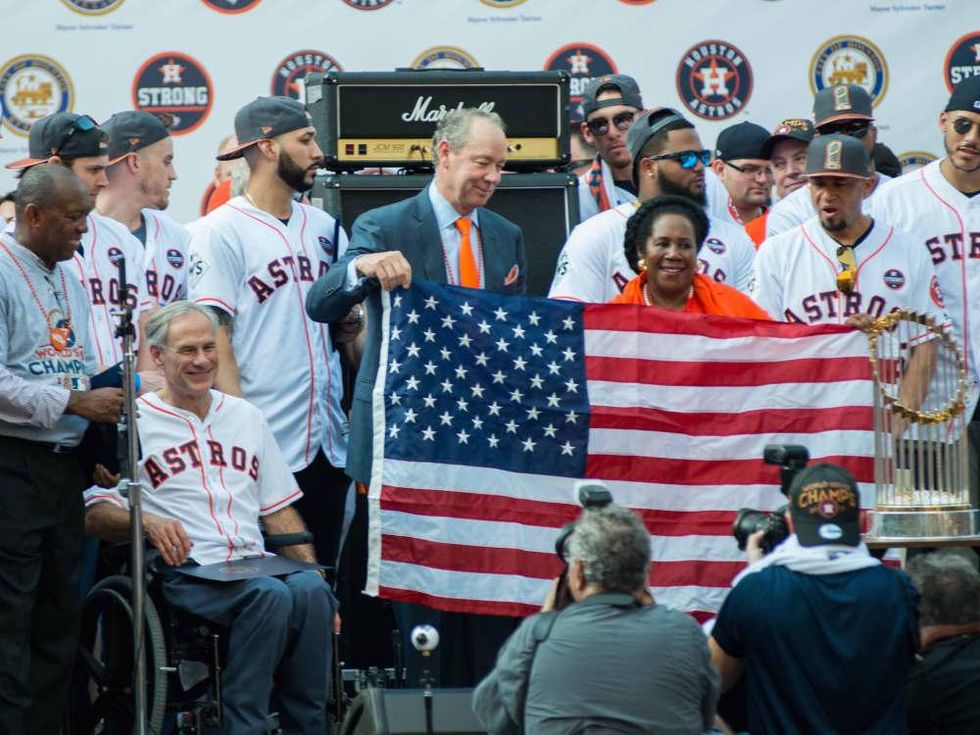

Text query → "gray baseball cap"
[581,74,643,118]
[6,112,108,170]
[217,96,314,161]
[103,111,171,165]
[813,84,873,127]
[804,134,870,179]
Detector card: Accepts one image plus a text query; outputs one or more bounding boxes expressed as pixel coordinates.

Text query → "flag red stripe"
[381,535,744,587]
[586,355,871,387]
[381,485,739,536]
[586,454,875,486]
[589,405,876,436]
[583,303,854,339]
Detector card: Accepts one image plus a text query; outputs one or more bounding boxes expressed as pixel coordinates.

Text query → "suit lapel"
[479,213,502,291]
[412,189,446,284]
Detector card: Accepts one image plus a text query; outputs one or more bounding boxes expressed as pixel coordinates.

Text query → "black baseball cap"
[6,112,108,170]
[788,463,861,547]
[760,118,815,159]
[813,84,874,127]
[581,74,643,118]
[103,111,171,166]
[217,96,314,161]
[714,121,770,161]
[626,107,690,185]
[945,76,980,114]
[805,134,870,179]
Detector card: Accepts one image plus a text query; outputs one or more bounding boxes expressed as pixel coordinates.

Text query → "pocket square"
[504,264,520,286]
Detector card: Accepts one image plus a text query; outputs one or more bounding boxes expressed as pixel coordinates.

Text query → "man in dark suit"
[306,108,526,686]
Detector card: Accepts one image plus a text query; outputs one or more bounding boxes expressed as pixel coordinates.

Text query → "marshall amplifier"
[305,70,569,171]
[311,172,579,297]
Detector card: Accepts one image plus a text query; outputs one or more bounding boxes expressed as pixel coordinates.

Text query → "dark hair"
[14,163,85,217]
[1,191,14,204]
[630,113,694,185]
[907,552,980,627]
[623,194,710,272]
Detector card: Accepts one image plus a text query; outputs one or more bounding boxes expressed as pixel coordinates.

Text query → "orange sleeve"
[744,213,767,249]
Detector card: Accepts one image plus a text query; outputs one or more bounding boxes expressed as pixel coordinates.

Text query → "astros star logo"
[694,58,735,96]
[567,49,592,75]
[159,59,185,84]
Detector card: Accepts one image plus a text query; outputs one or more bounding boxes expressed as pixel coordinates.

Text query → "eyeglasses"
[586,111,635,137]
[951,117,980,136]
[818,120,871,139]
[52,115,98,157]
[724,160,773,178]
[643,149,711,170]
[836,245,857,293]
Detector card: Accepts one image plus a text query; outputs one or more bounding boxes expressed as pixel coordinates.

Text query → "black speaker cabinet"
[340,688,485,735]
[311,173,579,297]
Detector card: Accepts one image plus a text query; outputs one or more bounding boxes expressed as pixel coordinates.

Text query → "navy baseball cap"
[945,76,980,114]
[714,121,770,161]
[103,111,171,166]
[581,74,644,118]
[788,463,861,547]
[813,84,874,127]
[6,112,108,170]
[805,134,871,179]
[217,96,314,161]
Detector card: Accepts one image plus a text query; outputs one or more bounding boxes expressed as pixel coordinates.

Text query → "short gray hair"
[568,503,651,593]
[145,301,219,350]
[907,552,980,627]
[432,108,505,158]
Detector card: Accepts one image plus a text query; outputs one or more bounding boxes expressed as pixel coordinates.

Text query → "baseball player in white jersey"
[6,112,144,371]
[188,96,354,571]
[550,108,754,301]
[83,302,336,734]
[870,77,980,489]
[766,84,890,239]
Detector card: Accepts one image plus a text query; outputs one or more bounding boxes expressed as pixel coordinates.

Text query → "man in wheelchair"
[83,301,338,734]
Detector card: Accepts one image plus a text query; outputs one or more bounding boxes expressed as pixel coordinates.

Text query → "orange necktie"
[455,217,479,288]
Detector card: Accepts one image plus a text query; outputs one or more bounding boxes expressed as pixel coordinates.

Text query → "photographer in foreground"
[709,463,919,734]
[473,497,718,734]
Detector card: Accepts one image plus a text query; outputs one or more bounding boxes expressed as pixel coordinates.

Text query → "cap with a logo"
[804,134,870,179]
[760,118,815,159]
[581,74,644,118]
[5,112,108,170]
[788,463,861,547]
[714,121,770,161]
[103,111,171,166]
[813,84,874,127]
[626,107,689,185]
[945,76,980,114]
[217,96,314,161]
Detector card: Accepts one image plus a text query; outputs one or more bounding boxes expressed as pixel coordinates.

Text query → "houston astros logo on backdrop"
[811,35,888,107]
[544,43,617,123]
[132,52,213,136]
[340,0,396,9]
[898,150,937,174]
[271,50,343,100]
[675,40,753,120]
[479,0,528,6]
[201,0,261,13]
[0,55,73,137]
[60,0,127,15]
[943,31,980,92]
[412,47,480,70]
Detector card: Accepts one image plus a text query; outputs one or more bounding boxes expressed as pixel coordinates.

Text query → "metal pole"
[114,259,147,735]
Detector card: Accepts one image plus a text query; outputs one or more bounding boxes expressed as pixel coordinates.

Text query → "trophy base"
[866,508,980,544]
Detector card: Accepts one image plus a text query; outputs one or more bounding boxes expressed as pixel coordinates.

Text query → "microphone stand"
[114,259,147,735]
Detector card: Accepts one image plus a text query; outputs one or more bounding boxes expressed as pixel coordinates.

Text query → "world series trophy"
[865,310,980,543]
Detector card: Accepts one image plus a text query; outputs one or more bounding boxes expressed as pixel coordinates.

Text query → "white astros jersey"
[548,200,756,302]
[83,390,301,566]
[704,167,742,226]
[870,160,980,417]
[188,196,349,472]
[67,212,143,369]
[765,174,891,238]
[139,208,189,308]
[750,216,947,327]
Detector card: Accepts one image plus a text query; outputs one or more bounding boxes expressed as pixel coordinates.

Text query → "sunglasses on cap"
[818,120,870,139]
[586,111,635,137]
[951,117,980,136]
[53,115,98,157]
[836,245,857,293]
[644,149,711,170]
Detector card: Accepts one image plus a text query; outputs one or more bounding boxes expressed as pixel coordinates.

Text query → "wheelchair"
[69,532,333,735]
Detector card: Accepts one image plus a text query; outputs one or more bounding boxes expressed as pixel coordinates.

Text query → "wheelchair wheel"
[71,575,168,734]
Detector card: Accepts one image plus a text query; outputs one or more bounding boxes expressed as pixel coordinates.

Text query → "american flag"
[365,281,876,618]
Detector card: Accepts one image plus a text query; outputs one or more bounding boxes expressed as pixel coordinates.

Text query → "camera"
[731,445,809,555]
[552,482,613,610]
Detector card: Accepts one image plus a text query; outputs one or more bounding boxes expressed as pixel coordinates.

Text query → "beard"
[278,150,315,192]
[656,168,707,206]
[944,134,980,174]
